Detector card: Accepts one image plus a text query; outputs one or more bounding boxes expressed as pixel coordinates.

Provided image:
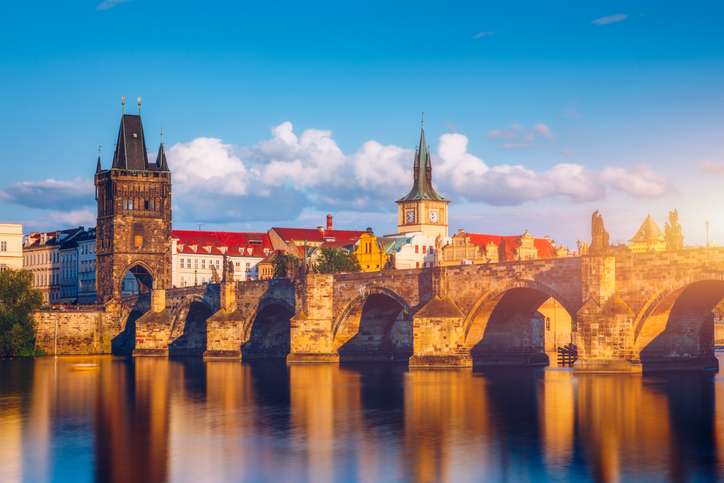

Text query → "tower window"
[133,133,138,138]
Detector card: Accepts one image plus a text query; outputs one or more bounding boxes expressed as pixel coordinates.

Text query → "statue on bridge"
[222,254,234,283]
[434,234,445,266]
[588,210,610,256]
[664,209,685,251]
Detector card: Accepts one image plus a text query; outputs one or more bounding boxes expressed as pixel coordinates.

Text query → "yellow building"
[628,214,666,252]
[352,232,406,272]
[0,224,23,272]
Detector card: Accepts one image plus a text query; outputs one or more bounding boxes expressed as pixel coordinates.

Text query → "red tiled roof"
[172,230,272,257]
[271,227,365,244]
[466,233,557,261]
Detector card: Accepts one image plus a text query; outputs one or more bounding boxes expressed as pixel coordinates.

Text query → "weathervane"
[421,111,424,127]
[160,127,164,146]
[138,97,142,115]
[121,96,125,115]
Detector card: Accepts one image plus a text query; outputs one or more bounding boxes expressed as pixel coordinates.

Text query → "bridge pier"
[409,296,472,367]
[133,289,173,356]
[287,273,339,363]
[204,280,244,359]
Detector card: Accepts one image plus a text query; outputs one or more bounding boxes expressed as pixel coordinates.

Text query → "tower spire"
[396,116,449,204]
[96,145,102,174]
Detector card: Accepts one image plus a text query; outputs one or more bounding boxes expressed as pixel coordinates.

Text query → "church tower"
[95,111,172,302]
[396,123,449,238]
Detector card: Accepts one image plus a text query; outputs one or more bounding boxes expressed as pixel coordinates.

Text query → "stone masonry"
[33,247,724,373]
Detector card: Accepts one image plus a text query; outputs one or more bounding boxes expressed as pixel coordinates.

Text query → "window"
[201,259,206,269]
[246,262,250,271]
[415,245,419,253]
[215,260,220,268]
[150,200,155,210]
[416,262,420,268]
[187,258,191,267]
[194,259,198,269]
[123,200,127,210]
[422,246,427,254]
[1,241,6,251]
[128,200,133,210]
[144,200,149,210]
[430,247,434,255]
[180,259,184,268]
[0,264,5,272]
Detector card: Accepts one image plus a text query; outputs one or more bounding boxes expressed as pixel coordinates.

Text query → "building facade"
[23,229,82,305]
[94,112,172,302]
[172,230,272,286]
[0,224,23,272]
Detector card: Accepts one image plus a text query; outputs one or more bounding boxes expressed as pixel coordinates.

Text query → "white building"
[386,232,450,269]
[77,228,97,304]
[172,230,273,287]
[0,224,24,272]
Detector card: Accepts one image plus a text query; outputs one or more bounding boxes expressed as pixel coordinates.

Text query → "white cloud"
[96,0,131,11]
[472,32,495,39]
[0,178,93,209]
[699,159,724,174]
[48,209,96,228]
[591,14,629,25]
[599,165,672,199]
[2,123,674,229]
[487,123,555,149]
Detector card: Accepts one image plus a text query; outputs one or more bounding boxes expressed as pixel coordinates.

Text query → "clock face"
[429,210,439,223]
[406,210,415,223]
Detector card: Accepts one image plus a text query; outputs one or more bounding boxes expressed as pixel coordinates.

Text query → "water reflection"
[2,356,724,482]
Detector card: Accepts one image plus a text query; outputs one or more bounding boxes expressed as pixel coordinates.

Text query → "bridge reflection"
[3,357,724,481]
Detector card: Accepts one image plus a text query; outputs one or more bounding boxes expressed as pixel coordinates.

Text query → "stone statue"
[588,210,610,256]
[383,253,396,270]
[297,261,308,277]
[664,209,684,251]
[210,264,221,283]
[222,254,234,282]
[434,234,444,266]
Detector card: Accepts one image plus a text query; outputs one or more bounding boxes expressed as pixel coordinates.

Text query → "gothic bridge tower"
[396,122,450,238]
[95,111,172,303]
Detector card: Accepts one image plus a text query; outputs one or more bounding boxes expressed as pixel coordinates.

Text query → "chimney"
[326,214,333,231]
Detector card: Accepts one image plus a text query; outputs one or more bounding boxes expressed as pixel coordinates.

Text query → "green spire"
[397,124,449,203]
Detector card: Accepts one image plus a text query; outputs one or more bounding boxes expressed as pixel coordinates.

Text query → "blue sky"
[1,1,723,248]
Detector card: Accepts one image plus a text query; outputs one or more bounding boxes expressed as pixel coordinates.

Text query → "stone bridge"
[34,247,724,372]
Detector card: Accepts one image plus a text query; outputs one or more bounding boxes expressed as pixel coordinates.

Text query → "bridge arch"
[633,271,724,365]
[463,279,576,366]
[332,285,413,361]
[242,298,295,359]
[168,295,214,355]
[118,261,155,298]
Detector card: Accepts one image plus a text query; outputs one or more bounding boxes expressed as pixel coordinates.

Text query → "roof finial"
[99,145,101,155]
[421,111,424,128]
[138,97,142,115]
[121,96,125,115]
[160,127,163,146]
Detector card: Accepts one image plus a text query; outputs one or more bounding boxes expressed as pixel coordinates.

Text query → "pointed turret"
[96,154,102,174]
[397,126,449,203]
[155,142,169,171]
[112,114,150,170]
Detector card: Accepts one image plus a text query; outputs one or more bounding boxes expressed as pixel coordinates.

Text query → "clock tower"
[396,123,449,238]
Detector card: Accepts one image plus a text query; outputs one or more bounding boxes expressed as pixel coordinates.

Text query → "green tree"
[272,253,301,279]
[314,247,361,274]
[0,269,43,356]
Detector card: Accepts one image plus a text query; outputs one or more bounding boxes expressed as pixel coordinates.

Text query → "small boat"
[70,363,100,372]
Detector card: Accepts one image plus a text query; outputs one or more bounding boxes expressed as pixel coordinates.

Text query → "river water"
[2,354,724,483]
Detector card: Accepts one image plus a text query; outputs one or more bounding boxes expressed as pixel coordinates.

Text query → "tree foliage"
[0,269,43,356]
[272,253,301,279]
[314,247,361,274]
